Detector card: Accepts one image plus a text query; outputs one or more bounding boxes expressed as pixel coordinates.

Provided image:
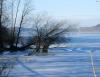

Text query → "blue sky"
[34,0,100,27]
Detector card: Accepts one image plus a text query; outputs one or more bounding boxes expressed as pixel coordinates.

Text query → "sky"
[34,0,100,27]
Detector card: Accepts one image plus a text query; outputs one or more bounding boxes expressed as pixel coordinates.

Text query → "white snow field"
[1,48,100,77]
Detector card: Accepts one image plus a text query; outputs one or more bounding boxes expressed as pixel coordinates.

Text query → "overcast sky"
[34,0,100,27]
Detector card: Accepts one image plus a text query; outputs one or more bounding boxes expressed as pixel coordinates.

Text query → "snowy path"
[8,50,100,77]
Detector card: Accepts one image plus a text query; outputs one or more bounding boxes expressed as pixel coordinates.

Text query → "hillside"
[79,24,100,34]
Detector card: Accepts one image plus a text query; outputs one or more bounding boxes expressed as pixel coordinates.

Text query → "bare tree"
[0,0,4,27]
[15,0,32,47]
[30,16,70,54]
[0,0,34,52]
[0,0,73,54]
[0,0,10,50]
[0,26,9,50]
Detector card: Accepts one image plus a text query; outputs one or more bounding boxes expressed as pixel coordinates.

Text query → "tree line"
[0,0,72,54]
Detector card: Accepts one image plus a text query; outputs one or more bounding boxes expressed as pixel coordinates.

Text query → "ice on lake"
[3,48,99,77]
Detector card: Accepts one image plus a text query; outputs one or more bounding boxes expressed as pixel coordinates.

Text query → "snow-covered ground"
[1,48,99,77]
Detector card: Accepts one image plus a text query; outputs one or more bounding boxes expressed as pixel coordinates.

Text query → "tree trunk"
[42,45,49,53]
[35,45,41,53]
[0,42,4,49]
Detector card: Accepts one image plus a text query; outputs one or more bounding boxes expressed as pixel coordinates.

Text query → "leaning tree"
[30,16,71,54]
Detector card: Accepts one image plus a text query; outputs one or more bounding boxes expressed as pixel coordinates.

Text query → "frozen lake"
[67,34,100,47]
[3,48,99,77]
[1,34,100,77]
